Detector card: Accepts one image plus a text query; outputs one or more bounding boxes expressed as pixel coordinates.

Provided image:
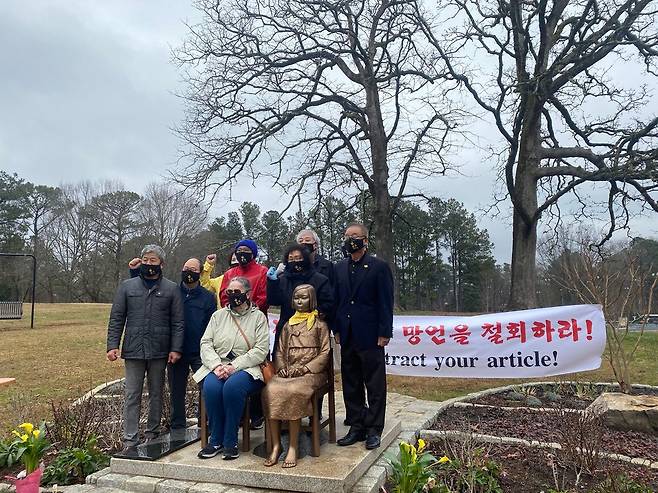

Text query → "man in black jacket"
[334,224,393,450]
[128,256,217,432]
[107,245,184,452]
[296,228,336,287]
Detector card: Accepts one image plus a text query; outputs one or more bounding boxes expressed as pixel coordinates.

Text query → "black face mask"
[181,270,200,284]
[140,263,162,278]
[235,251,253,266]
[343,237,365,254]
[286,260,307,273]
[228,291,249,309]
[301,243,315,255]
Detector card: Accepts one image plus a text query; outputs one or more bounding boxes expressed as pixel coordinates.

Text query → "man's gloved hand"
[267,266,278,280]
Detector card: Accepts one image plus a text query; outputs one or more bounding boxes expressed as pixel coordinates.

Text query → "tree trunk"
[509,103,541,310]
[366,82,398,305]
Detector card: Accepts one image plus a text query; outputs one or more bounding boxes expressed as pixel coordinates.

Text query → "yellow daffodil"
[438,455,450,464]
[11,430,21,438]
[19,423,34,434]
[20,434,29,442]
[417,438,426,452]
[33,429,41,439]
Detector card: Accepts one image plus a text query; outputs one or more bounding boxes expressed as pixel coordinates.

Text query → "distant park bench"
[0,301,23,320]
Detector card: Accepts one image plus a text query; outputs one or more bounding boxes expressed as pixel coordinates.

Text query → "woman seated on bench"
[262,284,330,468]
[193,277,269,460]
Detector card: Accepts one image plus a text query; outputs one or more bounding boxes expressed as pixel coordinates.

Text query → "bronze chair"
[265,347,336,457]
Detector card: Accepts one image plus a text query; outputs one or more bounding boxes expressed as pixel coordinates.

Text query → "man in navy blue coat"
[333,223,393,450]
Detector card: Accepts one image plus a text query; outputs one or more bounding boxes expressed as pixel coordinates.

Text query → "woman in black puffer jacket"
[267,243,334,358]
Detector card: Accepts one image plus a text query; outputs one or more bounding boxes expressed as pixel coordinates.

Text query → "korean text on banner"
[267,304,606,379]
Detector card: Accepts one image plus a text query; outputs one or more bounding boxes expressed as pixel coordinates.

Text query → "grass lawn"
[2,303,657,433]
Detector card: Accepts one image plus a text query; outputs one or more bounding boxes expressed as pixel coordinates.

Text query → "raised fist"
[128,258,141,269]
[206,254,217,265]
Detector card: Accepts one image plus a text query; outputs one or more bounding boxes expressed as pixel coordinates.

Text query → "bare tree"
[23,184,61,259]
[88,187,142,284]
[140,182,207,256]
[42,182,106,301]
[422,0,658,308]
[174,0,459,266]
[551,235,657,393]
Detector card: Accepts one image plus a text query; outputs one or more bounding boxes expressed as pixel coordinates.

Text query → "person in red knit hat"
[218,239,269,315]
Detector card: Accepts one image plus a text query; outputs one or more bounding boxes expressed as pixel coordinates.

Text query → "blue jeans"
[202,370,264,449]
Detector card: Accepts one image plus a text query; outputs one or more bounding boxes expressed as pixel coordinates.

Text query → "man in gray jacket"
[107,245,185,453]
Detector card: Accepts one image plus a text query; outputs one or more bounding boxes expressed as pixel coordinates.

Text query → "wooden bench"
[0,301,23,320]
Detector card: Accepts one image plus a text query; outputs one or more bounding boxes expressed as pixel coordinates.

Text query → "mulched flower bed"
[432,405,658,461]
[470,383,658,409]
[425,439,658,492]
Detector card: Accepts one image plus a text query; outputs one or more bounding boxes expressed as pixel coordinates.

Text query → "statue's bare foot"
[282,448,297,468]
[264,444,281,467]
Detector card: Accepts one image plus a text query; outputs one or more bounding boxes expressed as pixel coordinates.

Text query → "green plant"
[592,474,654,493]
[431,438,503,493]
[0,438,21,468]
[42,437,109,486]
[510,385,540,398]
[8,422,50,474]
[572,382,598,401]
[386,439,436,493]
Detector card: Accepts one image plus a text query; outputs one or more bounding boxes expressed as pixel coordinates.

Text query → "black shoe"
[337,429,366,446]
[222,446,239,460]
[197,444,223,459]
[365,434,381,450]
[250,416,264,430]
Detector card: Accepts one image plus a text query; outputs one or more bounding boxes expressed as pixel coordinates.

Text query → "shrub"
[42,437,109,486]
[554,405,604,476]
[46,396,109,451]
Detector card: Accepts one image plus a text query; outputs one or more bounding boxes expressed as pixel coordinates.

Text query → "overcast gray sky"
[1,1,656,263]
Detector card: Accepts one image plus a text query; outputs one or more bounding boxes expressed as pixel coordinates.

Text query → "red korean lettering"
[507,321,527,343]
[531,320,554,342]
[450,324,471,345]
[402,325,423,345]
[557,319,582,341]
[424,325,446,345]
[481,322,503,344]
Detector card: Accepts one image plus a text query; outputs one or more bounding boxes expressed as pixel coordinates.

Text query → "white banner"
[267,304,606,378]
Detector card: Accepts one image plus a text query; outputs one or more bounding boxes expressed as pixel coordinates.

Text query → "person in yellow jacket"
[201,252,238,304]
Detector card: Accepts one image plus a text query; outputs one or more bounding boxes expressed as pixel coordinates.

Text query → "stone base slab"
[110,418,401,493]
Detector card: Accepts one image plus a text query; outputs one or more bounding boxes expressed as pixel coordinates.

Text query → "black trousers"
[167,355,202,429]
[340,342,386,435]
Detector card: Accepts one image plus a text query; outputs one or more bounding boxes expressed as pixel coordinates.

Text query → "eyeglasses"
[343,235,365,241]
[226,289,247,295]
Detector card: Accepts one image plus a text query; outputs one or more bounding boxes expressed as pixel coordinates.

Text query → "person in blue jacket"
[333,223,393,451]
[129,256,217,431]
